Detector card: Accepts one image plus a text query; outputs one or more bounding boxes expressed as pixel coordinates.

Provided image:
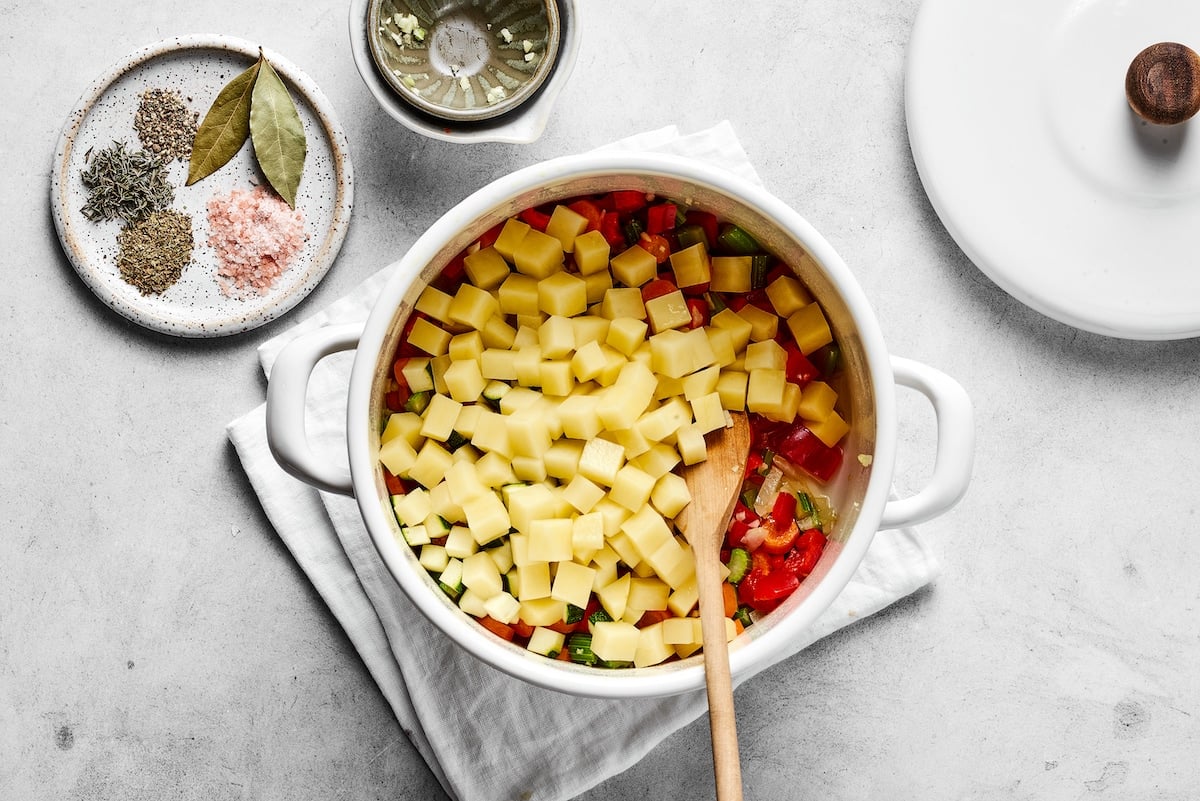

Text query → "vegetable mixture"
[377,189,852,668]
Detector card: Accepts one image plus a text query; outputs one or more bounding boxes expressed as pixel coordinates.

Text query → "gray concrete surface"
[4,1,1199,798]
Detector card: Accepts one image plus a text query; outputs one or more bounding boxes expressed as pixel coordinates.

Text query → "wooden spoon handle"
[696,547,744,801]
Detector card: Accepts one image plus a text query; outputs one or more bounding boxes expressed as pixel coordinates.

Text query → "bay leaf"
[249,55,307,208]
[186,57,260,186]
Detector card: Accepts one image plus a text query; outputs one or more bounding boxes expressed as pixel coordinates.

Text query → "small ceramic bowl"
[367,0,559,123]
[350,0,579,143]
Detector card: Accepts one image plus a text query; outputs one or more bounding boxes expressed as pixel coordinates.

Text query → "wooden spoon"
[677,411,752,801]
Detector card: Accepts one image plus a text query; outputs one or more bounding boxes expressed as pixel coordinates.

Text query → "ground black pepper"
[116,209,194,295]
[134,88,198,162]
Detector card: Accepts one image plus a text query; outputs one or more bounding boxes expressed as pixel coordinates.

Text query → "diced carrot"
[478,616,515,641]
[722,582,738,618]
[511,619,535,640]
[383,469,405,496]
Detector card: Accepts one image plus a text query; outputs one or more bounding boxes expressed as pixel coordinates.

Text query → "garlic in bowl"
[264,152,975,698]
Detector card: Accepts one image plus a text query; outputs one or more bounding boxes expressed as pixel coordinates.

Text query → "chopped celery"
[726,547,751,584]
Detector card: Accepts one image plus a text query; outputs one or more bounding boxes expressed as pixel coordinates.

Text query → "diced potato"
[597,361,657,430]
[744,339,787,371]
[443,525,478,559]
[608,464,655,512]
[391,487,432,527]
[578,436,625,487]
[705,326,737,368]
[498,273,541,317]
[648,329,694,379]
[716,369,748,412]
[538,271,587,317]
[675,423,707,466]
[419,543,450,572]
[457,588,489,618]
[519,597,568,626]
[571,510,606,557]
[609,244,657,288]
[505,407,553,458]
[408,440,455,488]
[429,353,451,395]
[379,435,419,477]
[632,442,681,479]
[488,540,514,573]
[543,438,585,480]
[633,622,674,667]
[546,204,589,252]
[527,518,574,562]
[667,576,699,617]
[571,314,609,344]
[400,358,434,392]
[797,380,838,422]
[511,455,548,483]
[461,551,504,599]
[479,314,517,349]
[592,497,632,538]
[475,450,517,487]
[645,290,692,333]
[443,359,486,403]
[787,302,834,354]
[599,287,647,320]
[470,409,512,459]
[709,308,753,353]
[461,491,511,545]
[569,340,606,383]
[448,330,484,363]
[806,409,850,447]
[551,560,597,609]
[572,229,611,275]
[493,217,530,262]
[605,316,648,357]
[503,483,560,533]
[691,392,727,434]
[484,591,521,624]
[447,283,500,331]
[709,255,753,293]
[637,396,691,442]
[746,368,787,415]
[594,570,630,612]
[606,530,642,569]
[766,273,813,317]
[627,576,671,611]
[515,559,551,601]
[414,286,454,323]
[650,471,690,519]
[512,345,543,387]
[537,314,575,359]
[419,394,462,441]
[620,505,673,561]
[407,317,452,356]
[662,616,702,645]
[480,348,517,381]
[442,459,488,505]
[611,425,651,459]
[513,228,564,279]
[582,269,613,305]
[591,620,640,662]
[668,242,711,289]
[381,412,423,449]
[644,537,695,589]
[527,626,566,657]
[539,360,575,397]
[737,303,779,342]
[463,246,512,290]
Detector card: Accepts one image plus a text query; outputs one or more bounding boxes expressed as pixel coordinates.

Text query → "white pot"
[265,151,974,698]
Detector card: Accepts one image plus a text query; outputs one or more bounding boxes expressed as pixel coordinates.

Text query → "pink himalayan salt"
[206,185,307,298]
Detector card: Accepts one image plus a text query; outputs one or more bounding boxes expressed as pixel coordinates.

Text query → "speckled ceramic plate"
[50,34,353,338]
[907,0,1200,340]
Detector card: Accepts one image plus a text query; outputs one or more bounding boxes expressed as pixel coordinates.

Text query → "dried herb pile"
[117,210,194,294]
[134,88,199,162]
[80,142,173,224]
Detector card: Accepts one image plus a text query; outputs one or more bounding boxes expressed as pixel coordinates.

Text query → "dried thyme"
[116,209,194,295]
[80,141,173,224]
[134,88,199,162]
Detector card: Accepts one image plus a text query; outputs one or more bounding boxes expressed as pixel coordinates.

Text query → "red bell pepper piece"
[686,297,709,329]
[645,202,678,235]
[518,206,551,231]
[783,342,819,386]
[770,490,797,523]
[752,569,800,604]
[773,423,844,483]
[783,529,827,578]
[599,211,625,248]
[431,253,467,293]
[477,221,505,250]
[611,190,648,214]
[382,468,406,495]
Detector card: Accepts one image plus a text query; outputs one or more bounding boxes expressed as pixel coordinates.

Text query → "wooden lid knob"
[1126,42,1200,125]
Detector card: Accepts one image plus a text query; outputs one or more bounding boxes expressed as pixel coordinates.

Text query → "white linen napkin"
[226,122,941,801]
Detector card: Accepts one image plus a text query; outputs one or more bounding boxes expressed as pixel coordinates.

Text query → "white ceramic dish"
[349,0,579,144]
[263,152,975,698]
[906,0,1200,340]
[50,34,354,338]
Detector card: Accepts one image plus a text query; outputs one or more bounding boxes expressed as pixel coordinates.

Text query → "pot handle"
[264,323,363,497]
[879,356,974,529]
